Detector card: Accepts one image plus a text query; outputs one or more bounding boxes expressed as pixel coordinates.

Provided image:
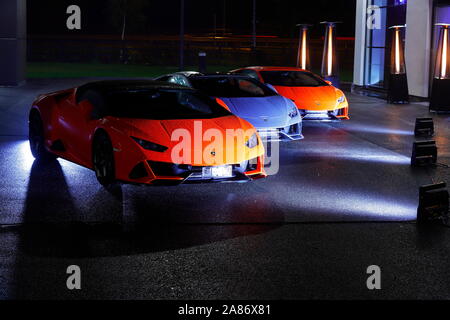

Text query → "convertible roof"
[242,66,309,72]
[189,74,251,79]
[78,80,190,92]
[76,80,193,101]
[160,72,251,80]
[176,71,202,77]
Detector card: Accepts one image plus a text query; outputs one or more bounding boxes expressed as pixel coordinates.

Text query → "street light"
[320,21,341,88]
[430,23,450,112]
[296,24,312,70]
[387,25,409,104]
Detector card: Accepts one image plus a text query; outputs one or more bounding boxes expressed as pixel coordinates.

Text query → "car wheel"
[93,132,116,186]
[28,112,56,162]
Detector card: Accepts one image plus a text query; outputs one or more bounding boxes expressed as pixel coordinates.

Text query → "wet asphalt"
[0,79,450,299]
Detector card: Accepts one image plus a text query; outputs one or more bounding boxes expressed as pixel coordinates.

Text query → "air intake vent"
[129,162,148,179]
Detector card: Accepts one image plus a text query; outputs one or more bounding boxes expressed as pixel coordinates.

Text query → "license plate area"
[202,165,233,178]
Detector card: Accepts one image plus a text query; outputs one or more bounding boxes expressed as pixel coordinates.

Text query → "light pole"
[179,0,185,70]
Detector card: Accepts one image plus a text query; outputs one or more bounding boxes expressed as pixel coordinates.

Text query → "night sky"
[27,0,356,38]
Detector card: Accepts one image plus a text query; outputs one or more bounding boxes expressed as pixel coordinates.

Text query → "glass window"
[104,89,231,120]
[372,0,388,6]
[367,48,386,87]
[190,77,277,97]
[156,76,171,82]
[364,0,407,89]
[168,77,177,84]
[260,71,328,87]
[234,69,260,80]
[174,75,190,87]
[365,1,388,88]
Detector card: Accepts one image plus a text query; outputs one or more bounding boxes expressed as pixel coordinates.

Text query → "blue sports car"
[155,72,303,141]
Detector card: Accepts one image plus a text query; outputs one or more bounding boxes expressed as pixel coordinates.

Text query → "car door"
[57,90,97,166]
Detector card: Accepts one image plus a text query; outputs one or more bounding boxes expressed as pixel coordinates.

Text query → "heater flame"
[441,27,448,79]
[327,26,333,76]
[301,28,307,70]
[395,28,401,74]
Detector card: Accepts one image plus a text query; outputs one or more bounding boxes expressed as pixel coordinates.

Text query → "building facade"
[354,0,450,99]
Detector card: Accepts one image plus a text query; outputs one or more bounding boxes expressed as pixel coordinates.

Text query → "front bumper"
[125,156,266,185]
[298,103,349,121]
[257,123,304,142]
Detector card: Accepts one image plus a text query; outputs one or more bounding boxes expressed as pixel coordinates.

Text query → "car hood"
[219,96,299,128]
[118,116,248,141]
[113,115,262,166]
[273,85,340,111]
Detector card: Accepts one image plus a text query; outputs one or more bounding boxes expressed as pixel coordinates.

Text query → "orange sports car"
[29,80,266,186]
[231,66,349,120]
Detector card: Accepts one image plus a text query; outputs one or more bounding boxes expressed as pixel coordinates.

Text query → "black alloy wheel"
[93,132,116,186]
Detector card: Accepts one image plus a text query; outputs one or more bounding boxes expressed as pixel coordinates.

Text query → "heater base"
[411,140,437,167]
[430,79,450,113]
[323,75,340,89]
[414,118,434,137]
[387,74,409,104]
[417,183,449,222]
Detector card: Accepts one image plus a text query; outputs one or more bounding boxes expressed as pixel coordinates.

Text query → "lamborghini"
[230,66,349,120]
[156,72,303,141]
[28,80,266,186]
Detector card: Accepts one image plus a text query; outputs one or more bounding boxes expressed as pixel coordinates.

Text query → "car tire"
[92,131,116,187]
[28,112,56,162]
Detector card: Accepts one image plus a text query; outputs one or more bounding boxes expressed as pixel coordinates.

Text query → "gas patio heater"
[430,23,450,112]
[320,21,341,88]
[387,25,409,104]
[296,24,312,70]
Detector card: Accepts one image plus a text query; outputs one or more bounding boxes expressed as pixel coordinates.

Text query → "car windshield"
[190,77,277,98]
[260,71,328,87]
[105,89,231,120]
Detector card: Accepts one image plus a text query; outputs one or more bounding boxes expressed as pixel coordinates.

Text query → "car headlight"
[246,133,259,149]
[337,95,345,104]
[131,136,168,152]
[288,105,299,118]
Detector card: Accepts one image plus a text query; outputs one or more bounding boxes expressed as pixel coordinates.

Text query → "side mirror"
[266,83,278,93]
[215,98,230,111]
